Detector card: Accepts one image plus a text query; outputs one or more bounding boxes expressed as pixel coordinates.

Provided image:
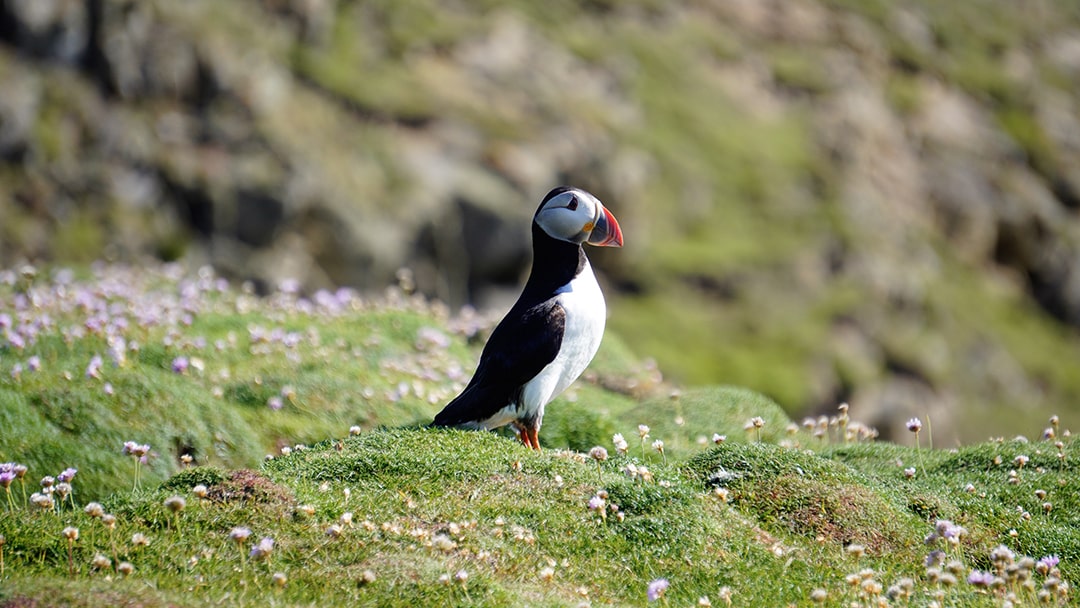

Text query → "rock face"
[1,0,1079,441]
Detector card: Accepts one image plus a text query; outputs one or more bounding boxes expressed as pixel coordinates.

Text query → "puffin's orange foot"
[525,427,541,452]
[513,423,530,448]
[512,423,541,451]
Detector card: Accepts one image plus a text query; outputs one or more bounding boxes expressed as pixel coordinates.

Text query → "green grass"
[2,428,1075,606]
[0,265,1076,606]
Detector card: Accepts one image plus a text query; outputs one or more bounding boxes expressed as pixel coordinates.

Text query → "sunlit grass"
[0,263,1076,606]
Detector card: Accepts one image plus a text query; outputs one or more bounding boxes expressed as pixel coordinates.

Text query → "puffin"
[433,186,623,450]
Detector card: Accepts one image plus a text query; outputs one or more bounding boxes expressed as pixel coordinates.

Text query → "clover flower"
[967,570,994,587]
[647,578,669,602]
[122,441,150,490]
[229,527,252,544]
[746,416,765,442]
[924,550,945,567]
[54,482,72,505]
[990,544,1015,569]
[433,534,456,553]
[281,385,297,402]
[589,445,608,462]
[0,463,21,508]
[92,553,111,570]
[84,502,104,518]
[122,441,150,458]
[62,527,79,576]
[163,495,186,531]
[6,332,24,350]
[171,356,189,374]
[925,520,966,547]
[249,537,274,561]
[638,425,650,439]
[0,470,14,509]
[107,336,126,368]
[586,446,609,481]
[31,492,54,511]
[1037,555,1060,575]
[86,355,103,379]
[612,433,628,455]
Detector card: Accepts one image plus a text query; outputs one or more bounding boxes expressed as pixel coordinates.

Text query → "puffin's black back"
[431,298,566,426]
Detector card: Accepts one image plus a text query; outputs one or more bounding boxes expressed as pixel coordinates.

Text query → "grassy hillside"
[0,264,1075,606]
[4,0,1080,445]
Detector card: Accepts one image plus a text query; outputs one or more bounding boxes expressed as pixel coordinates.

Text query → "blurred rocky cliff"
[2,0,1080,442]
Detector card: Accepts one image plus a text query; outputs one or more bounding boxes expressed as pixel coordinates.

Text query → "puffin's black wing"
[433,300,565,426]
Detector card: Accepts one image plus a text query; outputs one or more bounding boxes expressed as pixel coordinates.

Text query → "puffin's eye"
[566,195,578,211]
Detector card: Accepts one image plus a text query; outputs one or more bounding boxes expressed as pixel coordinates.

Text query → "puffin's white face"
[534,187,623,248]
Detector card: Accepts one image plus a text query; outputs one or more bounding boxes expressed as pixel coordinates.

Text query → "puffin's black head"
[534,187,623,248]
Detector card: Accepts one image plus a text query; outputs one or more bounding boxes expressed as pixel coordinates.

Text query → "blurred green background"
[2,0,1080,444]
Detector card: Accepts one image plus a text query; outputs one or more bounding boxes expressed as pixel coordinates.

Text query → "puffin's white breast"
[519,260,606,418]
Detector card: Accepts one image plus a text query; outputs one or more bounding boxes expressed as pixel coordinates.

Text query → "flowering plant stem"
[914,429,924,473]
[67,538,75,578]
[108,528,118,573]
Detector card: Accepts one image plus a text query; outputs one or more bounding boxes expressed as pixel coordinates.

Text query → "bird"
[432,186,623,450]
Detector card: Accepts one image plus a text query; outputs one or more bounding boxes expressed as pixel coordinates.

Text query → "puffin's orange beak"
[587,205,623,248]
